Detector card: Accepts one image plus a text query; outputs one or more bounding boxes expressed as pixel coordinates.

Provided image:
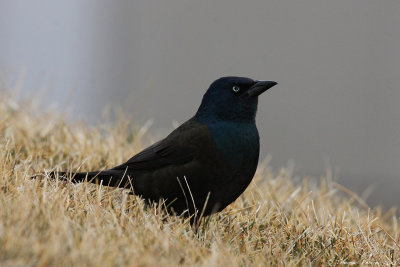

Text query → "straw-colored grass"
[0,91,399,266]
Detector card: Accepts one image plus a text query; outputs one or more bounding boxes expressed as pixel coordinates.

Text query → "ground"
[0,92,399,266]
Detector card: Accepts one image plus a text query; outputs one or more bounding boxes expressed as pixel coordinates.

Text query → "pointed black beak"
[243,80,277,98]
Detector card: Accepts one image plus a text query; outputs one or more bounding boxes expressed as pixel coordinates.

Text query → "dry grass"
[0,91,399,266]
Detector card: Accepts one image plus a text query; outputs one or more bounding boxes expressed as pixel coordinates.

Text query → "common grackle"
[49,77,277,217]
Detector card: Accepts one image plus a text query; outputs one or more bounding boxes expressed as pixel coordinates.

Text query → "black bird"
[50,77,277,217]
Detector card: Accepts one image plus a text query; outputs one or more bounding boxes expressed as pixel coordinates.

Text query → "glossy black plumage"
[50,77,277,217]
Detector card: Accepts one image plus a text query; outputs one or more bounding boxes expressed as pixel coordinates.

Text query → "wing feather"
[112,120,203,171]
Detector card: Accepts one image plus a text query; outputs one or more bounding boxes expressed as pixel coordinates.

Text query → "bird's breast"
[206,121,260,172]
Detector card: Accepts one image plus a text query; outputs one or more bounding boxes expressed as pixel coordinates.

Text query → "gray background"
[1,1,399,207]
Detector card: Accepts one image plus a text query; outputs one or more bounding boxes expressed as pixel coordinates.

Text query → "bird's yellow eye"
[232,85,240,93]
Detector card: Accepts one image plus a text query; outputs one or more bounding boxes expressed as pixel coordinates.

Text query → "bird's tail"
[46,169,131,189]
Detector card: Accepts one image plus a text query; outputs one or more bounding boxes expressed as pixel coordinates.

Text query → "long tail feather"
[47,170,131,189]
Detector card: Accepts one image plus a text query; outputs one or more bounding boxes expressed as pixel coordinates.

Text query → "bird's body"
[50,77,277,216]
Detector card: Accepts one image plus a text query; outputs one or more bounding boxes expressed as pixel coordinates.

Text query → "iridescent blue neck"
[194,101,257,124]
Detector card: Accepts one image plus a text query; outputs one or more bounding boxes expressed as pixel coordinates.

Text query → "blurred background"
[1,0,399,207]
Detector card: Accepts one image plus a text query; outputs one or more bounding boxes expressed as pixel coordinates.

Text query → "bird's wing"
[112,140,196,170]
[112,119,204,171]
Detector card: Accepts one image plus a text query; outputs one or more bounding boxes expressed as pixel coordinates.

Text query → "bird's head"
[195,76,277,123]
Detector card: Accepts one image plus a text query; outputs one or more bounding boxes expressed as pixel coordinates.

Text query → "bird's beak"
[242,80,277,98]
